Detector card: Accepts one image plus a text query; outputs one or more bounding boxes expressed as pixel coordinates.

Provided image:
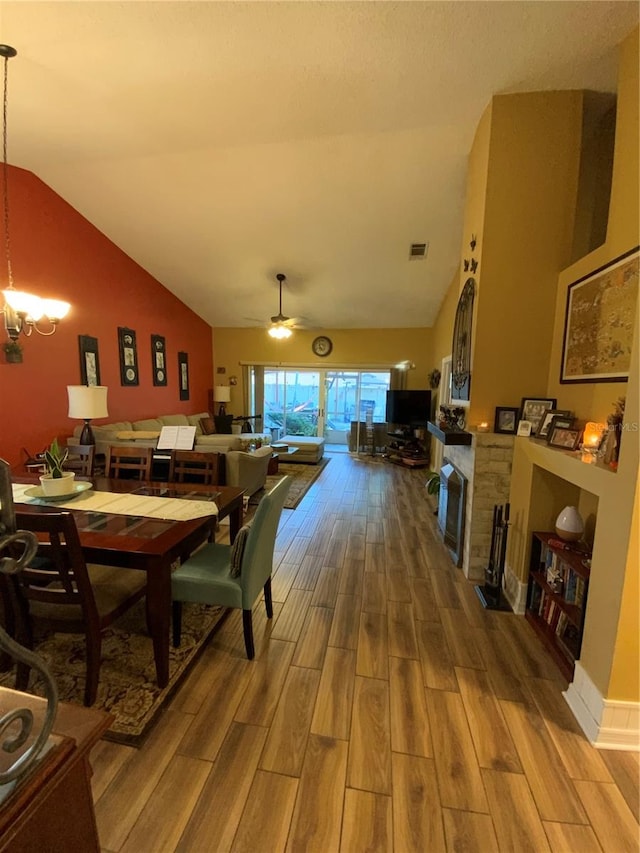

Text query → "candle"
[477,422,490,433]
[583,421,605,448]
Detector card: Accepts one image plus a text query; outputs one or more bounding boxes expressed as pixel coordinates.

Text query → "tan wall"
[509,27,639,699]
[469,91,583,426]
[213,327,433,414]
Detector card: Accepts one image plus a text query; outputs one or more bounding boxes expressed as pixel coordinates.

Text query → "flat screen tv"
[386,389,431,427]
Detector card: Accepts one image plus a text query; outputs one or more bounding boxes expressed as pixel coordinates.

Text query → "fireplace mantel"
[427,421,473,445]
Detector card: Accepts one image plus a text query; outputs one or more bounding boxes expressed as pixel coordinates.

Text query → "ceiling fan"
[268,273,294,338]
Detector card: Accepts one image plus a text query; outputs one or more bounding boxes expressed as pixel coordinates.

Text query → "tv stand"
[384,431,430,468]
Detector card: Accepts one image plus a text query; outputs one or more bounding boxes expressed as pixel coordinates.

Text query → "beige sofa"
[70,412,273,496]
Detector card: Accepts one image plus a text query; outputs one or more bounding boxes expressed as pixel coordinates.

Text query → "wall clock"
[312,336,333,357]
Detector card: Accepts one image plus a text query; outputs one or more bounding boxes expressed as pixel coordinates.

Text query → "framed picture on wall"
[151,334,167,386]
[178,351,189,400]
[78,335,101,386]
[560,247,639,384]
[118,327,139,386]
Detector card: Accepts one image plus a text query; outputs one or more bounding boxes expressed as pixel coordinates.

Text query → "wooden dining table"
[12,476,245,689]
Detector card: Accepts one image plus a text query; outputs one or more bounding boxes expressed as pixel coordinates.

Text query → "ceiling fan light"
[268,324,292,339]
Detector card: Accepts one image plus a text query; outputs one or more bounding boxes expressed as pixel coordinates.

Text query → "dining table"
[10,476,245,689]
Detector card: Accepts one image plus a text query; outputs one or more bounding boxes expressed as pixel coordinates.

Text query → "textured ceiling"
[2,1,638,329]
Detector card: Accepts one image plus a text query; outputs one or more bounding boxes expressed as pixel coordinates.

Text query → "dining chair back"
[171,475,291,659]
[168,450,222,485]
[12,510,147,705]
[105,445,153,480]
[64,444,95,477]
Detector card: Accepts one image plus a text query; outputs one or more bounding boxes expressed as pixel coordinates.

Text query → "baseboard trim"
[503,565,527,614]
[564,661,640,751]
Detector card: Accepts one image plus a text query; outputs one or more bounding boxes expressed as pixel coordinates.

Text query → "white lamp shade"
[67,385,109,419]
[213,385,231,403]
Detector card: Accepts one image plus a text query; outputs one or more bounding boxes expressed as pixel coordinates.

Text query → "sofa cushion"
[196,435,242,451]
[186,412,211,436]
[133,418,164,432]
[159,414,190,427]
[199,417,216,435]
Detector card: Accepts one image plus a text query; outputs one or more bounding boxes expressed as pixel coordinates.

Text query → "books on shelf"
[156,425,196,451]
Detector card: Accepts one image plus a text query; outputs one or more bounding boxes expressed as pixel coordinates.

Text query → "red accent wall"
[0,167,213,469]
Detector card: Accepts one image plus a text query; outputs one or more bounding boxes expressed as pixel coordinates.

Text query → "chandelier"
[0,45,70,340]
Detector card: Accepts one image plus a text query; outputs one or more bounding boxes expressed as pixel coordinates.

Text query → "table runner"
[11,484,219,521]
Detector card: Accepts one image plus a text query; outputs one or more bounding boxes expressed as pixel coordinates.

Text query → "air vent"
[409,242,429,259]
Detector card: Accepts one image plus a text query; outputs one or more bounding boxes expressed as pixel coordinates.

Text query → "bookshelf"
[525,532,591,680]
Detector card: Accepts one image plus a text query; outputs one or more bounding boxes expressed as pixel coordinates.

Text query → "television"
[385,389,431,427]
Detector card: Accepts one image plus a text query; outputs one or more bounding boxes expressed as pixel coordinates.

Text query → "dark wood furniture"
[64,445,96,477]
[427,421,473,446]
[105,446,153,480]
[0,686,111,852]
[168,450,222,485]
[384,432,431,468]
[525,531,591,680]
[13,511,147,705]
[12,478,245,689]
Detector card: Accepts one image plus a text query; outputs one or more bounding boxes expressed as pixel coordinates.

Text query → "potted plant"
[39,438,75,496]
[3,339,23,363]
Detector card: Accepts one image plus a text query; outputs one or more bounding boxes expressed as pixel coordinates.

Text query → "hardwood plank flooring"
[91,453,639,851]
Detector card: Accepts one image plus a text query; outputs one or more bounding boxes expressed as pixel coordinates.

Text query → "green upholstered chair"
[171,475,291,659]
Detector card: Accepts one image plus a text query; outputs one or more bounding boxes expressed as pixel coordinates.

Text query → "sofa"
[70,412,273,496]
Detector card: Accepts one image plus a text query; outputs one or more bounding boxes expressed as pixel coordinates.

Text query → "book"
[156,425,197,451]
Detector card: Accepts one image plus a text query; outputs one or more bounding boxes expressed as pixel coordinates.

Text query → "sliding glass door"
[256,367,390,449]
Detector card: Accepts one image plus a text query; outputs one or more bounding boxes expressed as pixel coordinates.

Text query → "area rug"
[251,457,330,509]
[0,601,227,747]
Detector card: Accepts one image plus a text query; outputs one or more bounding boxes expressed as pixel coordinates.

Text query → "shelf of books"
[525,532,591,680]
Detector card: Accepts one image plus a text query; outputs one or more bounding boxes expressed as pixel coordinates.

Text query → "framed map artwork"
[560,247,639,383]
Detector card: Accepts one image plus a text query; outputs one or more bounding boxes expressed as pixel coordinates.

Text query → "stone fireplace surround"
[433,432,515,585]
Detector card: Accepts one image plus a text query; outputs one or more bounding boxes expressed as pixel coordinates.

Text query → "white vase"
[39,471,75,496]
[555,505,584,542]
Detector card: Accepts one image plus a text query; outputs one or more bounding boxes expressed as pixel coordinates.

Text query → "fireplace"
[438,459,467,566]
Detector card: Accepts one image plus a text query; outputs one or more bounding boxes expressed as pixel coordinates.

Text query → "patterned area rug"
[0,600,227,747]
[251,457,330,509]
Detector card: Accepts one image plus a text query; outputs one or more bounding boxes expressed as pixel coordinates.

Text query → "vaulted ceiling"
[2,1,638,329]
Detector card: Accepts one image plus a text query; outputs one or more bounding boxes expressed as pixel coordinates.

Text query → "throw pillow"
[230,520,253,577]
[200,417,216,435]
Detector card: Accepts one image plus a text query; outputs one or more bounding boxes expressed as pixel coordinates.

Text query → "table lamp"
[67,385,109,445]
[213,385,231,416]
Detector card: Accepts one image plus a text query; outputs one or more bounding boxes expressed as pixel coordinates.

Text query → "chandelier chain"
[2,53,13,289]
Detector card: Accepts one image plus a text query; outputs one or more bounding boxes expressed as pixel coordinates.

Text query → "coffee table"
[268,446,299,474]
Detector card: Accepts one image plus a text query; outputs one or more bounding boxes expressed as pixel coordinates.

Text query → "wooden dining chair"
[171,476,291,659]
[105,446,153,480]
[13,510,148,706]
[168,450,222,485]
[63,444,95,477]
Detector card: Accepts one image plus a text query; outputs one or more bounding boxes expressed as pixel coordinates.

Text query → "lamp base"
[79,420,95,446]
[218,404,226,416]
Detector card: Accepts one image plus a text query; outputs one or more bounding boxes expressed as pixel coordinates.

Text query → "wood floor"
[91,452,640,852]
